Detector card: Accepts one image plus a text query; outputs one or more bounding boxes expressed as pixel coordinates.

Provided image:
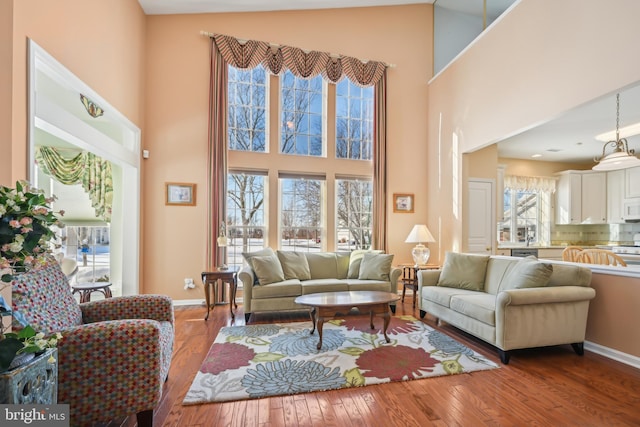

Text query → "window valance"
[209,33,387,87]
[504,175,557,193]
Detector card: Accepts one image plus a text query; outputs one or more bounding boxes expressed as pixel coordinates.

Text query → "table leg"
[204,281,211,321]
[232,276,238,309]
[228,280,235,319]
[316,314,324,350]
[369,310,375,330]
[382,307,392,343]
[308,307,317,335]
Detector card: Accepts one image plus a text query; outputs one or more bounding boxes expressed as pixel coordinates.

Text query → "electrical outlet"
[183,278,195,290]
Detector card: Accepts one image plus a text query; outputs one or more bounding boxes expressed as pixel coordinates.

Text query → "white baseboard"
[173,299,205,306]
[584,341,640,370]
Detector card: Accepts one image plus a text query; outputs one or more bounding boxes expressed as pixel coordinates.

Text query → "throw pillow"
[242,247,278,285]
[250,255,285,286]
[437,252,490,291]
[501,257,553,290]
[348,249,384,279]
[277,251,311,280]
[358,253,394,281]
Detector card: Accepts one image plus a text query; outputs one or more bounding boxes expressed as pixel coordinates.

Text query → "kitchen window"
[499,176,554,245]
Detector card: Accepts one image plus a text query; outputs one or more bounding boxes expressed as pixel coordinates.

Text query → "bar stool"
[72,282,113,303]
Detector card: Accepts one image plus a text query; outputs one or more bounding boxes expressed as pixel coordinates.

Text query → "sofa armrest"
[417,269,441,289]
[389,267,402,291]
[496,286,596,307]
[57,320,165,412]
[80,294,174,325]
[238,266,255,312]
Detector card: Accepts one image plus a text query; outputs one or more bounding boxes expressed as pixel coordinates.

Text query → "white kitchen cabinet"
[625,166,640,199]
[607,169,625,223]
[581,172,607,224]
[555,170,607,224]
[556,171,582,224]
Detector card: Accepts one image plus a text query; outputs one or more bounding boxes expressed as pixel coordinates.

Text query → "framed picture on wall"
[393,193,414,213]
[166,182,197,206]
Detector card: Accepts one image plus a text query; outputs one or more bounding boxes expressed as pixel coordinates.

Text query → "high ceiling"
[136,0,640,165]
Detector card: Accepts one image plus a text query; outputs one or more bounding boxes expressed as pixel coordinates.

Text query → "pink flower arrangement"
[0,180,64,283]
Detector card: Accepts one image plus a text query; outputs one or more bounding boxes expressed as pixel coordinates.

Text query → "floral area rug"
[183,315,499,405]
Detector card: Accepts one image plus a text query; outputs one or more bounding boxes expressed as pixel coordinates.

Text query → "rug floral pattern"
[183,316,499,404]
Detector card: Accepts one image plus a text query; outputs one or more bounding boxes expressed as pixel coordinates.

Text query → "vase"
[0,348,57,404]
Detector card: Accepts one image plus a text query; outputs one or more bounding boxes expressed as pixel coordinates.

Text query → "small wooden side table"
[72,282,113,303]
[201,266,239,321]
[398,264,440,308]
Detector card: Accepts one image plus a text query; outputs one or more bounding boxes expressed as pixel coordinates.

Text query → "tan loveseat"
[418,252,595,364]
[239,248,402,322]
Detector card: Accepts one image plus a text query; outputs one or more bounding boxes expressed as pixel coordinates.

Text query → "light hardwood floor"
[114,297,640,427]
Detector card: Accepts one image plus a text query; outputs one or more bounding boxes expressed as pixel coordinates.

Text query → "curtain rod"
[199,30,396,68]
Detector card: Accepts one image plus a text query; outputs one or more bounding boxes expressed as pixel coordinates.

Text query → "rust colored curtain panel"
[207,39,228,269]
[372,71,388,251]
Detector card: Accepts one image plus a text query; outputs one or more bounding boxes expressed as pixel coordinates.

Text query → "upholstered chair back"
[11,257,83,334]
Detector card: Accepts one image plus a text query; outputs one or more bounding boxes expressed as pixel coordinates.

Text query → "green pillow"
[437,252,489,291]
[250,255,285,285]
[242,248,278,285]
[277,251,311,280]
[358,253,394,281]
[348,249,384,279]
[501,257,553,290]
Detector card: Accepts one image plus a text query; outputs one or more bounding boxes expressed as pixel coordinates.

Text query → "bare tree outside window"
[226,173,265,268]
[336,179,373,251]
[228,65,268,152]
[336,80,374,160]
[280,178,323,252]
[281,72,323,156]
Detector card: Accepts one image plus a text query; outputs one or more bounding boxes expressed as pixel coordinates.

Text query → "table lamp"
[216,223,228,270]
[405,224,435,266]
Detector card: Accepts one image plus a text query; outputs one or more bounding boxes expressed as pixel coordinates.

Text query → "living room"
[2,0,640,425]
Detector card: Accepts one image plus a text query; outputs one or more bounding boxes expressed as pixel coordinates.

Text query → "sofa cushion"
[358,253,394,281]
[251,279,302,299]
[348,249,384,279]
[346,279,393,293]
[449,294,496,326]
[277,250,311,280]
[305,253,339,279]
[251,255,286,285]
[547,263,592,287]
[422,286,477,308]
[336,252,350,279]
[437,252,489,291]
[301,279,349,294]
[498,257,553,291]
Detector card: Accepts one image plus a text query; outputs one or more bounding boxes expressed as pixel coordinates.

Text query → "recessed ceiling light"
[546,148,563,152]
[531,154,542,158]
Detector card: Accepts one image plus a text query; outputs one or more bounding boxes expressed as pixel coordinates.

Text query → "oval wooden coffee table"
[295,291,400,350]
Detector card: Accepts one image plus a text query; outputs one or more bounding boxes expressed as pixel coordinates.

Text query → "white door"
[467,180,495,254]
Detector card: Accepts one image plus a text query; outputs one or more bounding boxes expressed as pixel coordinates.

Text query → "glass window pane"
[335,79,373,160]
[228,64,267,153]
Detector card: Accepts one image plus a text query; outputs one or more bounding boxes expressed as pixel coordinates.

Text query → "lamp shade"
[592,151,640,171]
[405,225,435,243]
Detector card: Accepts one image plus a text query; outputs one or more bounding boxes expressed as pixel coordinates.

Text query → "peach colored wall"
[144,5,433,297]
[427,0,640,266]
[587,273,640,358]
[6,0,147,284]
[428,0,640,360]
[0,0,13,186]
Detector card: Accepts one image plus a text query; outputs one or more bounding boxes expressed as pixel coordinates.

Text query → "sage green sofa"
[417,252,595,364]
[239,248,402,322]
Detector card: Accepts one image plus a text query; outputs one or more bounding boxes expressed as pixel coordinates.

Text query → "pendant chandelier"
[593,93,640,171]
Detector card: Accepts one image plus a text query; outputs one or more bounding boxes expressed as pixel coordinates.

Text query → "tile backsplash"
[552,223,640,246]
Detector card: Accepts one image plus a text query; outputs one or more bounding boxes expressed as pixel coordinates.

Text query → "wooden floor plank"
[109,300,640,426]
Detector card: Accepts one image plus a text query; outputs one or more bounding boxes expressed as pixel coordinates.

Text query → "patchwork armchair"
[11,258,174,427]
